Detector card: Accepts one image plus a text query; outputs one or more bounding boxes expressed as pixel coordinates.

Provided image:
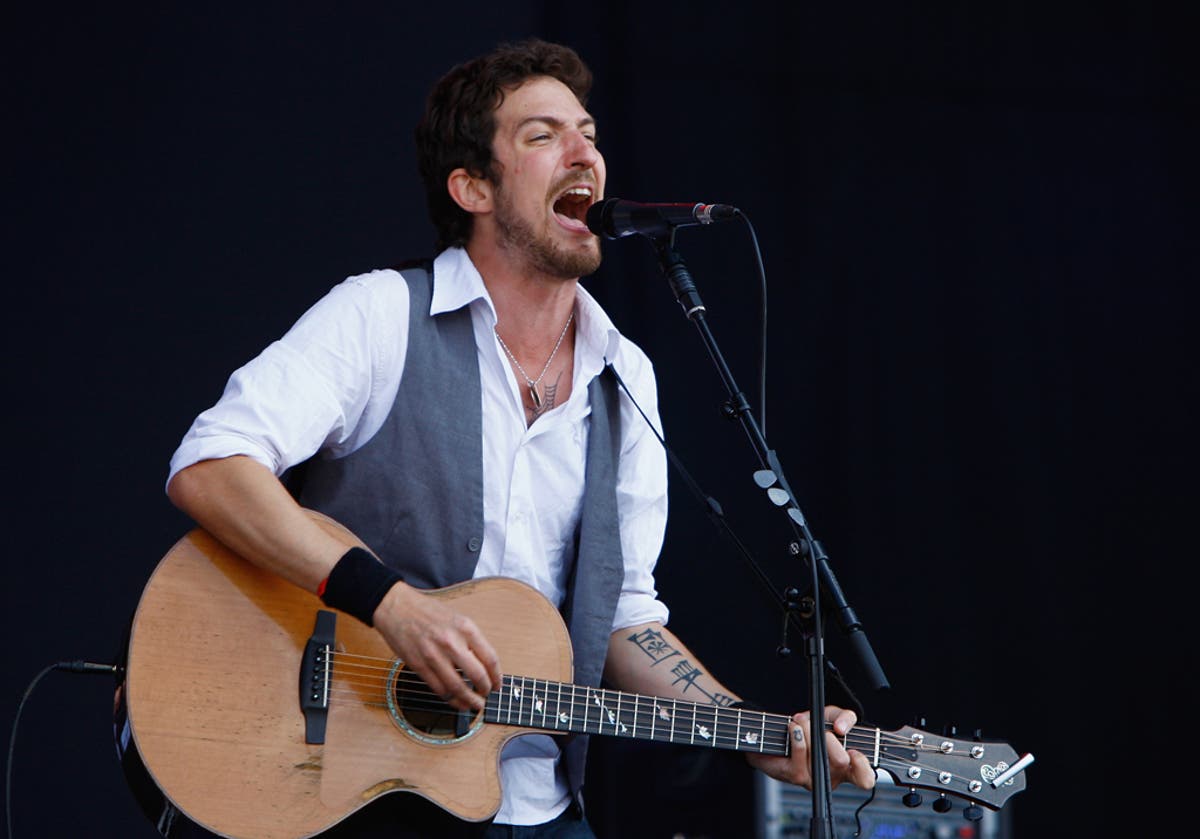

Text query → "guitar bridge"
[299,610,337,744]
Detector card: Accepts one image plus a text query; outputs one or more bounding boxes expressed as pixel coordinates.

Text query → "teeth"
[563,187,592,197]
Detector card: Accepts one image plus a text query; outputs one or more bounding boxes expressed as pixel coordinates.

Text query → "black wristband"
[319,547,403,626]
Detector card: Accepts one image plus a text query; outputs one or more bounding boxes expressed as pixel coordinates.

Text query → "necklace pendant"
[529,383,543,410]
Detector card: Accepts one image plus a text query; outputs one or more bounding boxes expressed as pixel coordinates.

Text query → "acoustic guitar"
[121,512,1031,838]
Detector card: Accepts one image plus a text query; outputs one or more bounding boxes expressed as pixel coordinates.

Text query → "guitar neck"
[479,676,1031,812]
[484,675,791,756]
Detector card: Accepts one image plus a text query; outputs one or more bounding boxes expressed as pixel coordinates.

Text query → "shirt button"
[467,537,482,552]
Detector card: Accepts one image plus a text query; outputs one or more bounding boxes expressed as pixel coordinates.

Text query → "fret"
[484,679,789,756]
[593,688,604,734]
[502,676,511,724]
[698,706,710,746]
[511,676,521,725]
[601,688,626,735]
[536,678,548,728]
[524,676,535,727]
[527,677,541,727]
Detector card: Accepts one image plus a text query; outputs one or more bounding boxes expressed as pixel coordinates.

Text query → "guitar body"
[123,513,573,839]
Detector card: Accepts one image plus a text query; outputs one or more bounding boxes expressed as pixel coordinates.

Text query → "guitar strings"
[321,653,795,750]
[330,662,928,761]
[315,665,984,789]
[319,651,1003,787]
[311,651,961,768]
[326,650,896,748]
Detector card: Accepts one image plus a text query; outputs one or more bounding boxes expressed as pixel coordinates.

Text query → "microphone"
[586,198,739,239]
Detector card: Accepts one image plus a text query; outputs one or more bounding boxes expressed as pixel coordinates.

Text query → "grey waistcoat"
[295,263,625,801]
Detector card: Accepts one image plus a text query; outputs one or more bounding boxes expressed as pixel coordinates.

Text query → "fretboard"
[484,675,790,755]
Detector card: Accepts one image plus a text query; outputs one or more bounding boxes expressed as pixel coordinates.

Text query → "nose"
[565,129,601,170]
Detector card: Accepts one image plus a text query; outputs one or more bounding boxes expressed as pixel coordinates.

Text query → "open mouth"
[552,185,596,231]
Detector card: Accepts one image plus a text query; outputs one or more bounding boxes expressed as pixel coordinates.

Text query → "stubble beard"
[493,185,602,280]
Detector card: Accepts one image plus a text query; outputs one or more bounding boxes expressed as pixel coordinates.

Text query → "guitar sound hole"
[386,662,481,744]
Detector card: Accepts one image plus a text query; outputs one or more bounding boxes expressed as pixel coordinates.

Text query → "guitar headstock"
[869,724,1032,811]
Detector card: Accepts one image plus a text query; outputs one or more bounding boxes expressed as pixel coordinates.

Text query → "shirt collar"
[431,247,621,371]
[430,247,491,317]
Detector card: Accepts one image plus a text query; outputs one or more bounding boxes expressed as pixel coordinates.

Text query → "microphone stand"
[647,232,889,839]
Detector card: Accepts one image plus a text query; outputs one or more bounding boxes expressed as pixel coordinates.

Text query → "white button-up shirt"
[169,246,670,824]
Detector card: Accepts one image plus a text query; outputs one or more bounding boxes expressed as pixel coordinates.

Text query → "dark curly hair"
[415,39,593,253]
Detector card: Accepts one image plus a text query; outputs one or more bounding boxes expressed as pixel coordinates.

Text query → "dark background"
[4,3,1195,837]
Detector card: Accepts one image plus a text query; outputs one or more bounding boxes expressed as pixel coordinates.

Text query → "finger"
[783,716,813,788]
[409,627,487,710]
[791,712,813,766]
[849,750,877,789]
[453,646,498,703]
[402,650,449,700]
[426,653,486,710]
[791,724,806,749]
[824,729,853,783]
[793,711,813,745]
[824,704,858,736]
[457,620,503,694]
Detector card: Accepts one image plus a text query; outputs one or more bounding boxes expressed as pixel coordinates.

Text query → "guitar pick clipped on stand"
[611,215,1031,838]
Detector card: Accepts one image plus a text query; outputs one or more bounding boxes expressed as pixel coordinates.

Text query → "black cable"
[607,362,784,612]
[7,660,118,839]
[851,782,877,837]
[733,208,770,439]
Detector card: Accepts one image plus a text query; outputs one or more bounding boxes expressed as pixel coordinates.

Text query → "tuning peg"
[932,795,952,814]
[973,728,983,741]
[902,791,923,808]
[963,804,983,822]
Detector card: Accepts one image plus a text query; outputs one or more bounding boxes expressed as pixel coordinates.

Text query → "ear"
[446,167,493,216]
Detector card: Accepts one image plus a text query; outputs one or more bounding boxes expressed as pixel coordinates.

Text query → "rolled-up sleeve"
[167,273,407,486]
[609,343,671,631]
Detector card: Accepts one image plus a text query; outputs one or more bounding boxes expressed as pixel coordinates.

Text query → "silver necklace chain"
[494,311,575,410]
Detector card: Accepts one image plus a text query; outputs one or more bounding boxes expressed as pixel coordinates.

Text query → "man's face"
[487,75,606,280]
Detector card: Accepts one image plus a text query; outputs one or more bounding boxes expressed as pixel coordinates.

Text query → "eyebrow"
[515,115,596,132]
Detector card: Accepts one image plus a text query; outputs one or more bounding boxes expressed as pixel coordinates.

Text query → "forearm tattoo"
[626,628,735,706]
[627,627,680,665]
